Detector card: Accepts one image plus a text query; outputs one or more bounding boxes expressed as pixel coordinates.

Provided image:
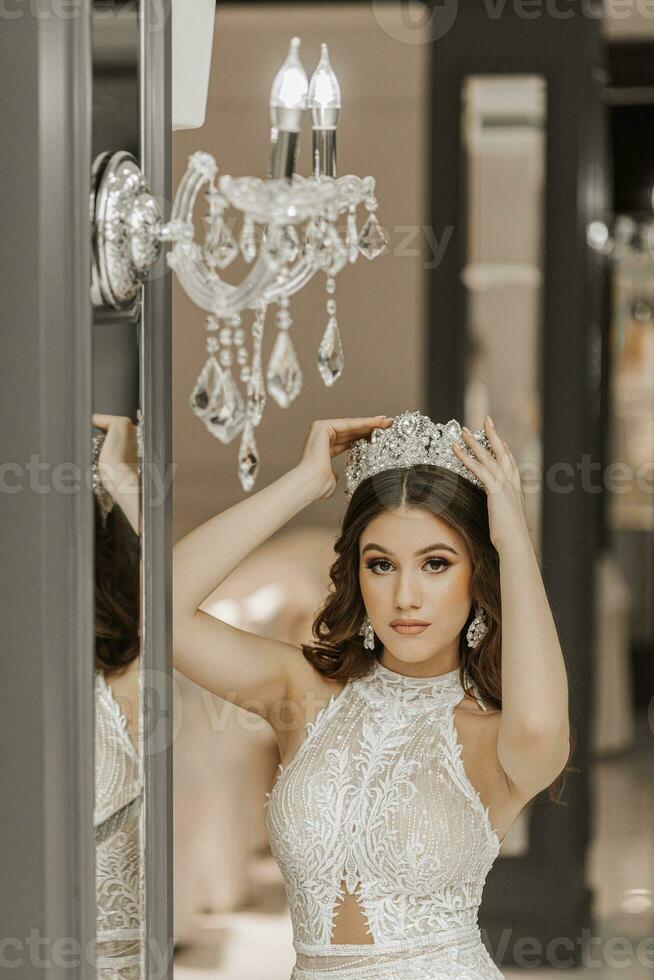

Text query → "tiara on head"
[92,431,116,526]
[343,410,494,497]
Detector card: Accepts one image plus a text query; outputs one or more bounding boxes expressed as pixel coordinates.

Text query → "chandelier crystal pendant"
[90,37,388,492]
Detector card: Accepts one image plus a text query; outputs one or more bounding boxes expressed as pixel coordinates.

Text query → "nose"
[394,567,423,610]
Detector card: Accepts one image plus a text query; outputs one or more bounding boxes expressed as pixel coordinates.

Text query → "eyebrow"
[361,542,459,557]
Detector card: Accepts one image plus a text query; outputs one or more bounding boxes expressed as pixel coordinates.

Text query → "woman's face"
[358,506,473,672]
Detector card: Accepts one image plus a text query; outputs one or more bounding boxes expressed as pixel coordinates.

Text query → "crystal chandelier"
[90,37,388,492]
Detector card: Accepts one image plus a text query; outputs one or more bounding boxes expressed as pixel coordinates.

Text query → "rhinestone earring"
[358,614,376,652]
[466,606,488,649]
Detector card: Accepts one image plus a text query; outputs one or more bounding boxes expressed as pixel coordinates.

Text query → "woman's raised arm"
[172,416,392,725]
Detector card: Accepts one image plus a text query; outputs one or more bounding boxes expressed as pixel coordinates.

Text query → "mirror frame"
[139,2,174,978]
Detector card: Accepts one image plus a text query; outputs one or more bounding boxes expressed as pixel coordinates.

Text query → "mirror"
[171,3,431,974]
[460,75,547,857]
[89,3,146,978]
[461,74,547,553]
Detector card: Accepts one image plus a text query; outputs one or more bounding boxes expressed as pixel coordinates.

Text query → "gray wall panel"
[0,9,95,980]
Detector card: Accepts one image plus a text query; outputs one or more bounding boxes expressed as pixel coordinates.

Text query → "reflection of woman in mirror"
[91,413,144,980]
[173,412,572,979]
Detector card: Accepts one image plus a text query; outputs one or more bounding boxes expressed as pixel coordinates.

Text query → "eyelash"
[364,558,450,575]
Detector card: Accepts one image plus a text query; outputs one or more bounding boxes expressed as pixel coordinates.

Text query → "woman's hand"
[91,413,140,498]
[451,416,530,552]
[297,415,394,499]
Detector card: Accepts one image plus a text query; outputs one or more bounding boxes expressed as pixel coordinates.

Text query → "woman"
[173,411,572,979]
[92,413,144,980]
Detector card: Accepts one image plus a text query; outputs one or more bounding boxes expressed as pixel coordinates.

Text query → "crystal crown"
[344,410,494,497]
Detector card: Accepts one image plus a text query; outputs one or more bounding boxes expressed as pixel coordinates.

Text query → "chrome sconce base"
[91,150,165,309]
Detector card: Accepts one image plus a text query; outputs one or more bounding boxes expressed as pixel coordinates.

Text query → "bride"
[172,411,572,979]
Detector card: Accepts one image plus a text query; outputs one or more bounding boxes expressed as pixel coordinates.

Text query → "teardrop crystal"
[238,420,260,492]
[205,216,239,269]
[190,355,222,418]
[358,212,388,260]
[266,330,303,408]
[317,316,344,386]
[202,368,246,443]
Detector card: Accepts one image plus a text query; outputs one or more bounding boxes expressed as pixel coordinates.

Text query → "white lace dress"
[94,668,145,980]
[265,659,505,979]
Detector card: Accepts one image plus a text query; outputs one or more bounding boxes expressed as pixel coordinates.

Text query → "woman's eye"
[425,558,449,572]
[367,559,393,573]
[365,558,449,574]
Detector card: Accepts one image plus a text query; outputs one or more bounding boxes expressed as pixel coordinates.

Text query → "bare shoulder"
[274,649,348,762]
[285,650,348,718]
[454,693,535,816]
[454,696,516,801]
[454,691,503,761]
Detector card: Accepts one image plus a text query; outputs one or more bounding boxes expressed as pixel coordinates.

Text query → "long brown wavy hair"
[94,494,141,676]
[301,463,575,804]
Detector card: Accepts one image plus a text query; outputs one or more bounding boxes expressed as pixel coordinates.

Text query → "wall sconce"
[91,37,387,492]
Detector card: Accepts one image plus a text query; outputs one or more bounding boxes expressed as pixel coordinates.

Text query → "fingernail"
[486,416,494,428]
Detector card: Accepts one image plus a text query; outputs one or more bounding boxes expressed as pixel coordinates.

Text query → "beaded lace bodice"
[94,668,144,980]
[265,659,504,979]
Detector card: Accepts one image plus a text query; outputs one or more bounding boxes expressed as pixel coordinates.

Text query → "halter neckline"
[374,658,462,690]
[372,657,488,712]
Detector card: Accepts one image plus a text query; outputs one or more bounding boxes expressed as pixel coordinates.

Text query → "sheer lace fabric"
[265,660,504,979]
[94,669,145,980]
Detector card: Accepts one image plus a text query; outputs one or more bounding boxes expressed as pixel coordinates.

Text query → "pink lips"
[390,621,430,635]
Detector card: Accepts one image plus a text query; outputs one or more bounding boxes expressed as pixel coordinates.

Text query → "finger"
[323,416,388,424]
[460,425,503,479]
[92,413,133,429]
[329,416,392,429]
[503,439,518,461]
[451,440,493,488]
[332,434,370,455]
[481,418,512,466]
[478,424,514,479]
[328,418,393,440]
[501,440,524,490]
[502,439,518,467]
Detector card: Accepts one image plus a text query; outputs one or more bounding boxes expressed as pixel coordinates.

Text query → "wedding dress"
[265,659,505,979]
[94,668,145,980]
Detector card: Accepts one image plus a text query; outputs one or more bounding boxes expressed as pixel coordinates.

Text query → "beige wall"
[172,3,429,541]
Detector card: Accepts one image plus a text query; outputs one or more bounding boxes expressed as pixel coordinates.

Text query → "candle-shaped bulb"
[308,43,341,122]
[270,36,308,129]
[309,43,340,177]
[268,37,308,180]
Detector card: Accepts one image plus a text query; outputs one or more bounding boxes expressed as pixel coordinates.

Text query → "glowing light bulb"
[308,43,341,177]
[269,36,308,125]
[268,37,308,180]
[308,43,341,118]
